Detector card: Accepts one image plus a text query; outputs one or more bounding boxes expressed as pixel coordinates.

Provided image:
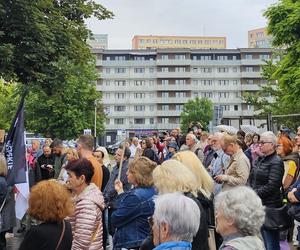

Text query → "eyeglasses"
[258,141,273,145]
[147,216,154,227]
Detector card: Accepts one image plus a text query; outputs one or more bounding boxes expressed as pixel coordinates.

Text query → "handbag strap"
[55,220,65,250]
[0,198,6,213]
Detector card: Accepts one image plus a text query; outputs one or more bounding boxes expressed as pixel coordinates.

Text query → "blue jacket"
[112,186,156,249]
[154,241,192,250]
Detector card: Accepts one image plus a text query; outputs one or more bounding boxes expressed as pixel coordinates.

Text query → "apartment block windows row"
[175,80,186,85]
[114,106,126,112]
[134,105,145,112]
[134,68,145,73]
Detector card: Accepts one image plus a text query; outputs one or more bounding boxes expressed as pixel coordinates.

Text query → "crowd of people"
[0,125,300,250]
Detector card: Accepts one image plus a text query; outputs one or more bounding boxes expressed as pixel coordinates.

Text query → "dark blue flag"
[5,93,26,186]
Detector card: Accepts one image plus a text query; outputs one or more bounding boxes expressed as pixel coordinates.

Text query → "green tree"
[0,79,19,130]
[0,0,113,139]
[247,0,300,130]
[180,97,213,133]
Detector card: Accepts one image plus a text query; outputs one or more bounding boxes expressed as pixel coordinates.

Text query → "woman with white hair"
[215,186,265,249]
[249,131,284,250]
[151,192,200,250]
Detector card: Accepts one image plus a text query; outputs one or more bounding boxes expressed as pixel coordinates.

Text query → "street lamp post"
[94,100,98,147]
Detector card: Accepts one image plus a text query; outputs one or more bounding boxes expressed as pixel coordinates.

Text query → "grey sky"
[87,0,278,49]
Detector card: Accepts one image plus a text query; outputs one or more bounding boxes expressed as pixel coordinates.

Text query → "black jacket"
[249,151,284,207]
[35,154,56,182]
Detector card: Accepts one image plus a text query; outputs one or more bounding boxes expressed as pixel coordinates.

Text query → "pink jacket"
[69,183,105,250]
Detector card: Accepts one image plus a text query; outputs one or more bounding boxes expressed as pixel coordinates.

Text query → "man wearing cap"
[164,142,178,160]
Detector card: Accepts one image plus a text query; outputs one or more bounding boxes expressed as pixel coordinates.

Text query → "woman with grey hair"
[151,192,200,250]
[215,186,265,250]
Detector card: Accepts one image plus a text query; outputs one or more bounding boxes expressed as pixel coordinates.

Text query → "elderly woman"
[66,158,105,250]
[152,160,209,250]
[112,157,157,250]
[215,186,265,250]
[19,180,73,249]
[151,193,200,250]
[249,131,284,250]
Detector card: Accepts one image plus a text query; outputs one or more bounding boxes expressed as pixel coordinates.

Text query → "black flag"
[5,92,27,186]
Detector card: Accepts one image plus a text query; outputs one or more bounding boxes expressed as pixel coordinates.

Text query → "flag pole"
[117,142,126,180]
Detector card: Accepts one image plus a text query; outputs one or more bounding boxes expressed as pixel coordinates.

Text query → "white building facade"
[93,48,272,140]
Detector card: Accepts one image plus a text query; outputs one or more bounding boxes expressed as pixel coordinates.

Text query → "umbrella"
[216,125,238,135]
[240,124,259,135]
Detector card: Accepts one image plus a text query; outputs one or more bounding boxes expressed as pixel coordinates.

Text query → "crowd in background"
[0,125,300,250]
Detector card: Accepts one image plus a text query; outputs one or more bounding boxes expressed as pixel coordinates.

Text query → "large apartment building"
[132,35,226,49]
[94,48,273,142]
[248,28,272,48]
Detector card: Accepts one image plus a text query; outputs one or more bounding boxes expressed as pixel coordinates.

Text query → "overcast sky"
[87,0,278,49]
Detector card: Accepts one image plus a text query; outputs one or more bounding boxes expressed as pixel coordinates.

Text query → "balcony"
[99,60,156,67]
[190,60,241,66]
[156,84,192,91]
[157,59,191,66]
[156,110,181,116]
[241,84,261,91]
[241,72,263,78]
[156,97,191,104]
[241,59,265,66]
[156,72,191,78]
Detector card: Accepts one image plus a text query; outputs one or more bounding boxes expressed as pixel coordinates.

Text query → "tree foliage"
[180,97,213,133]
[0,0,113,139]
[247,0,300,129]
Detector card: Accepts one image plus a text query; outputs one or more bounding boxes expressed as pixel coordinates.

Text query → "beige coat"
[222,149,250,191]
[69,183,105,250]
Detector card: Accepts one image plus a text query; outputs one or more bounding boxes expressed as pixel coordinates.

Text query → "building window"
[114,105,126,112]
[175,67,186,72]
[105,68,111,74]
[193,80,198,85]
[218,92,230,98]
[201,92,212,98]
[175,79,186,85]
[234,105,239,111]
[217,55,228,60]
[201,80,212,86]
[105,93,110,98]
[220,105,230,111]
[245,67,254,72]
[201,67,212,73]
[175,105,183,111]
[105,119,110,125]
[162,80,169,85]
[115,93,125,99]
[161,67,169,72]
[217,67,229,73]
[162,105,169,111]
[134,105,145,111]
[245,54,253,60]
[134,93,145,99]
[114,80,126,86]
[161,92,168,98]
[260,54,270,60]
[161,118,169,124]
[134,56,145,61]
[246,79,254,84]
[105,80,110,86]
[134,118,145,124]
[193,68,198,73]
[149,80,154,86]
[115,56,126,61]
[114,68,126,74]
[149,92,155,98]
[134,80,145,86]
[149,68,154,73]
[149,105,155,111]
[232,67,238,72]
[175,92,186,98]
[233,80,238,85]
[175,54,186,60]
[218,80,229,85]
[161,55,168,60]
[149,118,154,124]
[134,68,145,73]
[114,118,124,125]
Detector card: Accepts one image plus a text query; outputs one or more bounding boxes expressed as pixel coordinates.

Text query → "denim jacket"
[153,241,192,250]
[112,186,156,250]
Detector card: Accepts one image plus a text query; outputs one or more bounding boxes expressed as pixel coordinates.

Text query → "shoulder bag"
[55,220,65,250]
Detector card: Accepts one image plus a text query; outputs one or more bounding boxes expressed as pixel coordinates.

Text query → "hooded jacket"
[220,234,265,250]
[69,183,105,250]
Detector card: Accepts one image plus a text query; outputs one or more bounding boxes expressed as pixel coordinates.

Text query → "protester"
[66,158,105,250]
[76,135,103,189]
[214,134,250,191]
[93,147,110,192]
[0,154,8,250]
[57,147,79,183]
[19,180,73,250]
[277,136,299,191]
[151,193,200,250]
[152,160,209,250]
[34,145,55,183]
[215,186,265,250]
[203,134,214,168]
[172,151,214,224]
[142,138,159,163]
[250,133,263,165]
[95,146,111,168]
[51,139,67,179]
[129,137,141,159]
[164,142,178,160]
[185,133,204,163]
[112,157,157,250]
[104,145,131,236]
[249,131,284,250]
